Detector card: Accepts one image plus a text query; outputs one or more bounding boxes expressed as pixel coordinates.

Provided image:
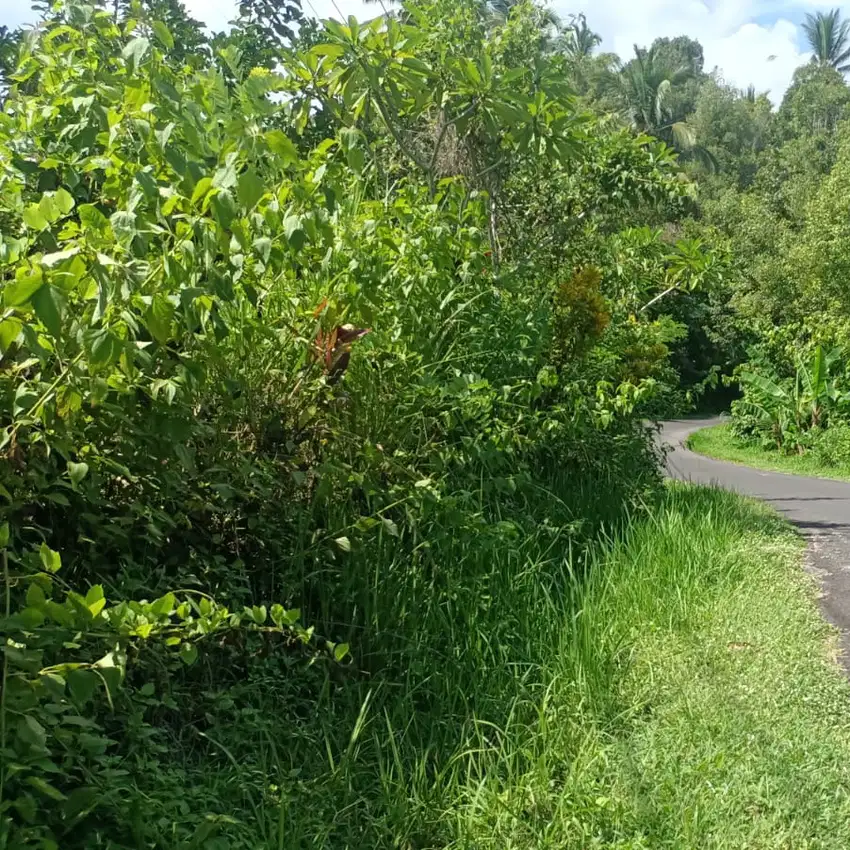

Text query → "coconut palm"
[485,0,561,34]
[614,45,694,134]
[803,9,850,73]
[558,13,600,59]
[612,45,717,170]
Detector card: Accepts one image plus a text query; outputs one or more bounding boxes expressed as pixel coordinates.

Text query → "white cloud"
[551,0,812,103]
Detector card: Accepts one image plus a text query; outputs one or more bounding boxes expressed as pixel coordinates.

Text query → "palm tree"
[614,45,693,135]
[612,45,717,170]
[803,9,850,72]
[485,0,561,35]
[558,13,600,59]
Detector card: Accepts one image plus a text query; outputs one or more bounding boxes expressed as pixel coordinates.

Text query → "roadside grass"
[689,422,850,482]
[176,484,850,848]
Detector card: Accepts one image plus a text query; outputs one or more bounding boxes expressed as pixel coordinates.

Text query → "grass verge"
[688,422,850,481]
[177,485,850,847]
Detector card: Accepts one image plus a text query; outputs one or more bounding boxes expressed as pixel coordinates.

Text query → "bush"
[812,422,850,468]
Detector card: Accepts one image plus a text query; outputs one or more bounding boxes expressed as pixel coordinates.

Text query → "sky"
[3,0,850,103]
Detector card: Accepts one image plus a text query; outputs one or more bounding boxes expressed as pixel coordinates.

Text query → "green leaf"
[270,603,284,626]
[237,169,265,211]
[54,187,75,215]
[67,668,99,704]
[333,642,349,662]
[89,330,121,369]
[31,284,64,337]
[150,591,175,617]
[78,203,110,234]
[334,536,351,552]
[0,522,8,548]
[212,158,238,191]
[17,715,47,750]
[110,211,138,246]
[67,461,89,487]
[145,295,174,344]
[85,584,106,617]
[26,776,66,802]
[179,643,198,666]
[122,36,150,71]
[0,317,22,352]
[191,177,213,205]
[211,190,237,231]
[26,580,45,607]
[63,786,98,820]
[152,20,174,49]
[5,269,44,306]
[265,130,299,165]
[251,605,267,624]
[22,203,49,231]
[39,542,62,573]
[41,247,80,267]
[381,517,399,537]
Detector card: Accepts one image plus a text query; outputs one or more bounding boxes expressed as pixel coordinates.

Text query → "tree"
[803,8,850,72]
[779,63,850,136]
[558,12,600,59]
[613,44,692,135]
[612,43,716,170]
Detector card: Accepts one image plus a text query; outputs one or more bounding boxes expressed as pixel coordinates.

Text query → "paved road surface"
[661,417,850,667]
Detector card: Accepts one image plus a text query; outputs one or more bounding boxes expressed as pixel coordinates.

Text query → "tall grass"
[140,482,850,848]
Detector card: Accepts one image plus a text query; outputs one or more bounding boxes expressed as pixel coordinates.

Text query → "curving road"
[661,417,850,667]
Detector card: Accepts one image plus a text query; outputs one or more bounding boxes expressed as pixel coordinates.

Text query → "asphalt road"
[660,417,850,667]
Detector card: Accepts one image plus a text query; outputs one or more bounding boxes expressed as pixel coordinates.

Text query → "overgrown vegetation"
[1,0,850,845]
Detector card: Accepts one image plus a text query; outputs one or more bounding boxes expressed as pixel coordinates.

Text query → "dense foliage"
[7,0,850,840]
[0,0,725,844]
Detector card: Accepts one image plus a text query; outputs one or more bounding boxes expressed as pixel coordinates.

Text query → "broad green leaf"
[67,668,99,704]
[211,190,237,231]
[22,203,49,231]
[212,160,238,191]
[0,522,8,548]
[26,580,45,607]
[191,177,213,205]
[5,268,44,306]
[333,642,349,662]
[145,295,175,344]
[85,584,106,616]
[31,284,64,337]
[122,36,150,71]
[265,129,299,165]
[152,20,174,49]
[237,169,265,210]
[17,715,47,750]
[78,203,110,235]
[41,247,80,267]
[67,461,89,487]
[334,536,351,552]
[39,542,62,573]
[0,317,23,351]
[180,643,198,665]
[89,330,121,369]
[110,211,138,246]
[54,187,75,215]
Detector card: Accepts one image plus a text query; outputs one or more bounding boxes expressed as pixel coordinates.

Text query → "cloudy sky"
[2,0,849,103]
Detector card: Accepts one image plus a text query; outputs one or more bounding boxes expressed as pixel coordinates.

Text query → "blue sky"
[1,0,845,102]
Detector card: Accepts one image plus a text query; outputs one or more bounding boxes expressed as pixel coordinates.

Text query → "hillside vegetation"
[1,0,850,846]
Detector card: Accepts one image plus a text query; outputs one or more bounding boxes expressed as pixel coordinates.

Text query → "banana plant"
[737,345,848,450]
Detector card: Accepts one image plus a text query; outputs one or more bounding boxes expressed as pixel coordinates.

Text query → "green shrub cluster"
[0,0,724,843]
